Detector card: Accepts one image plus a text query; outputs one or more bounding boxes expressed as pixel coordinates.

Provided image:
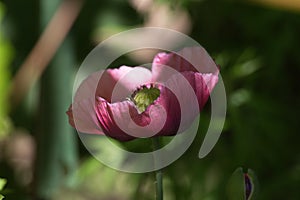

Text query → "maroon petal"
[152,46,219,81]
[154,72,199,133]
[150,85,181,136]
[181,71,219,109]
[94,98,135,141]
[95,97,169,140]
[149,68,218,134]
[151,46,219,123]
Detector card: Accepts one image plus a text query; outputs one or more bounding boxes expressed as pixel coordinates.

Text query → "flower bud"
[227,167,258,200]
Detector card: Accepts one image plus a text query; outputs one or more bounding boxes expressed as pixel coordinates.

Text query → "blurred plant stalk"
[33,0,81,199]
[0,2,13,139]
[250,0,300,12]
[9,0,82,108]
[153,138,163,200]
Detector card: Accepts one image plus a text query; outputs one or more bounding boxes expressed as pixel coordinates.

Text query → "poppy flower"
[67,47,219,141]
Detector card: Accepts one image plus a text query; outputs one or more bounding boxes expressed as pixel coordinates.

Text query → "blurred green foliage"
[0,178,6,199]
[1,0,300,199]
[0,2,13,139]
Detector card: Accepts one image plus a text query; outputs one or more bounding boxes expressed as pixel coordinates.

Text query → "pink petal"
[76,66,152,103]
[98,66,152,102]
[68,67,151,137]
[150,85,181,136]
[152,46,219,81]
[181,71,219,109]
[151,46,219,131]
[67,98,104,135]
[156,72,199,133]
[95,97,168,140]
[149,66,218,133]
[67,70,105,134]
[94,98,135,141]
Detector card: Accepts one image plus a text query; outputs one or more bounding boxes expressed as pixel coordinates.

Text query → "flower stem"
[152,137,163,200]
[155,169,163,200]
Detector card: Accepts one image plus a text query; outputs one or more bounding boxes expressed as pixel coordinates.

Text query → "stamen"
[132,84,160,113]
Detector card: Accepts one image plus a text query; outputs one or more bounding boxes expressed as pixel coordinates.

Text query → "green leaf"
[0,178,6,191]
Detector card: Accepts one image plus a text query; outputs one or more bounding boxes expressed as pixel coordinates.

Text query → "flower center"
[132,84,160,113]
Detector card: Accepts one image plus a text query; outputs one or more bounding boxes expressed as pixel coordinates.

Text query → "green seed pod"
[227,167,259,200]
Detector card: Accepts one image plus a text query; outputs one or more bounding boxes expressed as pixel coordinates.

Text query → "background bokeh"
[0,0,300,199]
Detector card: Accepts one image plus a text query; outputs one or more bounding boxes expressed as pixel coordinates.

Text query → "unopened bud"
[227,167,258,200]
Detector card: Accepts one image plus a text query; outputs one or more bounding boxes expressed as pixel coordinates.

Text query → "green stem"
[152,137,163,200]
